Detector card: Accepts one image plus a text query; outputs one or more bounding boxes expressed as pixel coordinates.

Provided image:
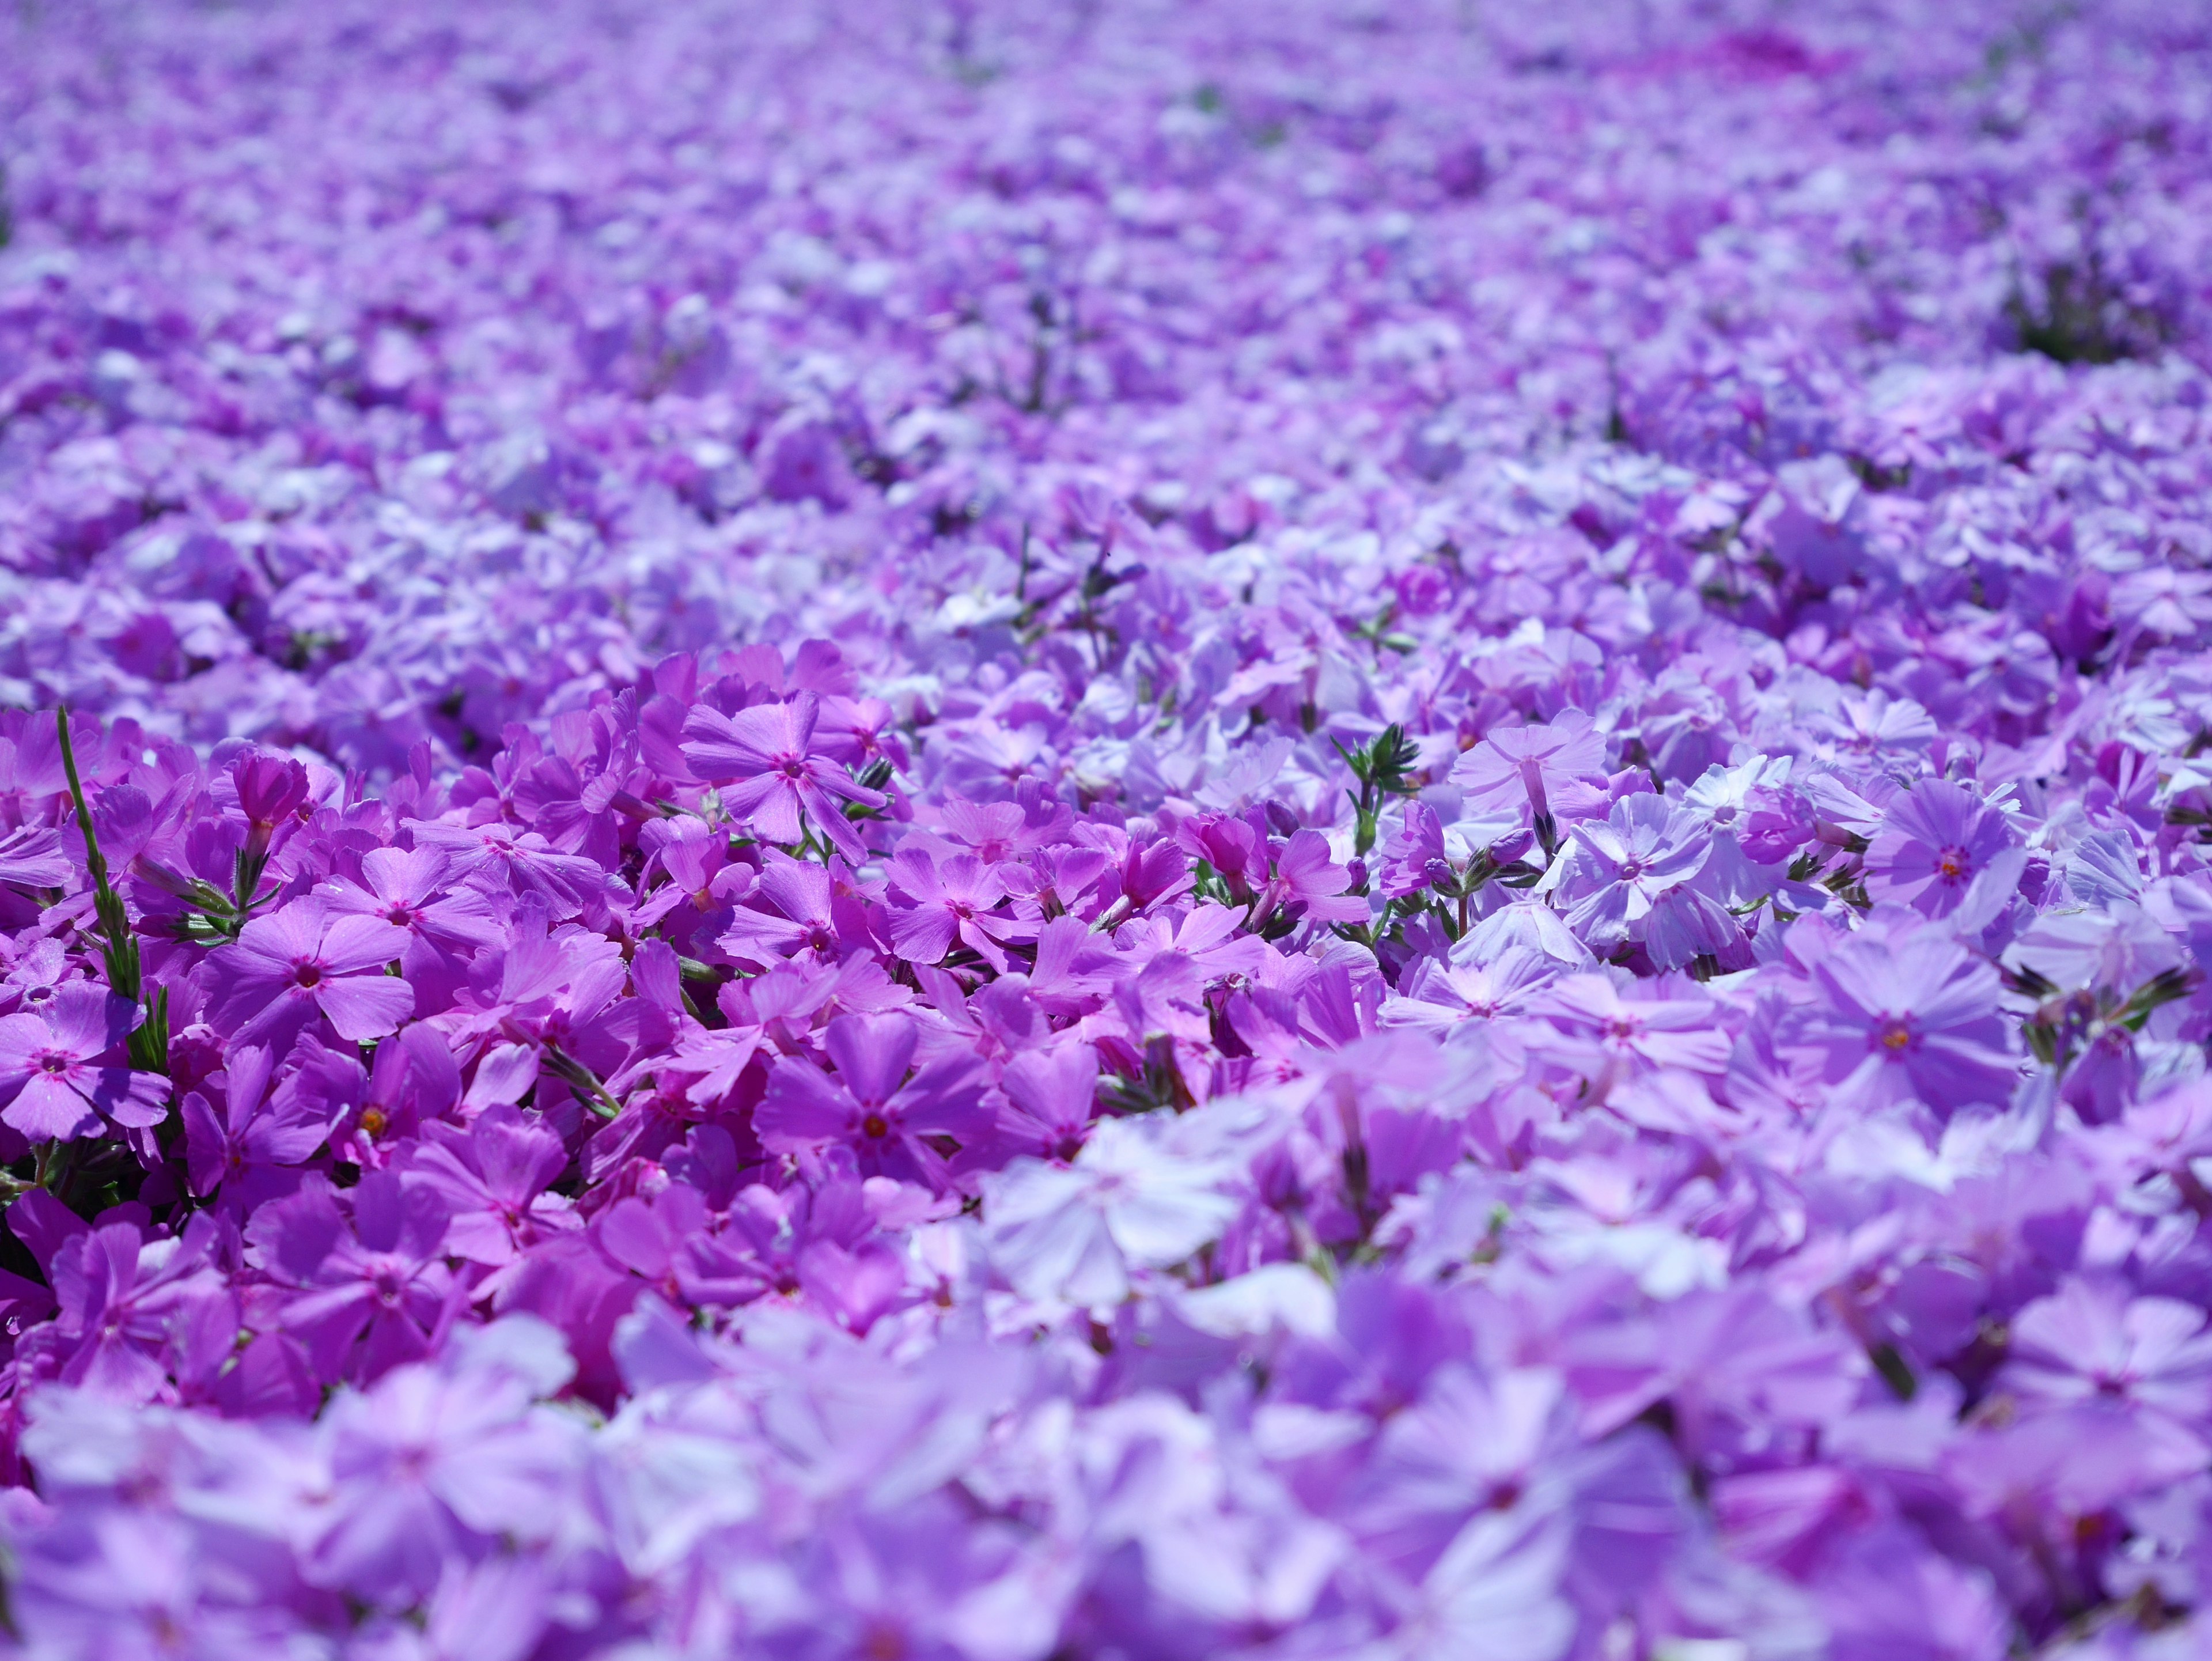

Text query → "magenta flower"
[203,896,415,1048]
[48,1216,234,1401]
[404,1103,576,1269]
[884,847,1032,970]
[718,848,869,968]
[0,983,167,1141]
[318,846,505,969]
[681,692,884,861]
[1255,828,1370,932]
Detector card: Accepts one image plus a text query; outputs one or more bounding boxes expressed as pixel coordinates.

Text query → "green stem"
[543,1046,623,1121]
[56,708,169,1076]
[56,708,138,1000]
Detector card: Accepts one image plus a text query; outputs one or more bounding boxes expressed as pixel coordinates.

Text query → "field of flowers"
[1,0,2210,1655]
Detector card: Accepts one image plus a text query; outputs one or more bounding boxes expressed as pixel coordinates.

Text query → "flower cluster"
[2,0,2212,1656]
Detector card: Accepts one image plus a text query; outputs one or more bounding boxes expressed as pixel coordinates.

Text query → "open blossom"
[246,1172,457,1384]
[1255,828,1370,931]
[181,1043,342,1209]
[317,846,505,979]
[993,1041,1103,1161]
[757,1012,993,1185]
[1862,779,2017,918]
[1549,794,1715,958]
[0,984,168,1140]
[718,849,869,967]
[203,897,414,1047]
[681,693,884,861]
[2003,1277,2212,1426]
[884,846,1031,971]
[980,1115,1240,1308]
[1797,921,2018,1111]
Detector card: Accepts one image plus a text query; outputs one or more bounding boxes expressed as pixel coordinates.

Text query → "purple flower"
[994,1042,1102,1162]
[225,747,311,867]
[1550,795,1714,958]
[718,848,868,967]
[0,824,71,891]
[1796,921,2018,1111]
[1256,828,1370,932]
[48,1215,234,1401]
[1382,948,1556,1034]
[1862,779,2017,918]
[1384,1509,1574,1661]
[757,1012,991,1185]
[301,1319,580,1607]
[7,7,2212,1652]
[681,693,884,862]
[2005,1277,2212,1427]
[402,1102,576,1270]
[1450,712,1608,825]
[181,1042,339,1209]
[203,896,414,1048]
[245,1171,456,1384]
[980,1116,1238,1309]
[318,845,505,979]
[884,846,1032,971]
[0,983,167,1140]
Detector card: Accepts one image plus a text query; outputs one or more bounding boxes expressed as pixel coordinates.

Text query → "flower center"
[779,758,807,780]
[37,1051,70,1074]
[1878,1021,1913,1053]
[1937,845,1970,880]
[294,962,323,989]
[861,1113,889,1140]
